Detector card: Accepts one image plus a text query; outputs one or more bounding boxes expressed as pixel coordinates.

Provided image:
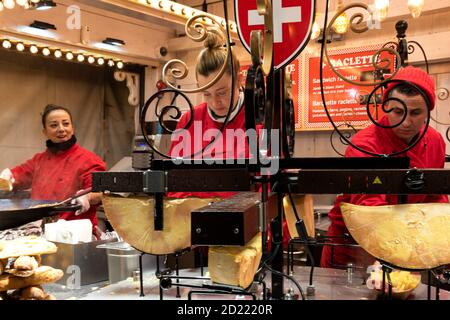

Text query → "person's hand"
[0,168,15,191]
[0,168,15,183]
[71,191,90,216]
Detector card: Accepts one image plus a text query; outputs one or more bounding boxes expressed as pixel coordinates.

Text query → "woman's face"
[197,72,240,117]
[42,109,74,143]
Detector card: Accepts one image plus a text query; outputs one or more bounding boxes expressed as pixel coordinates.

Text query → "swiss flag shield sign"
[234,0,315,70]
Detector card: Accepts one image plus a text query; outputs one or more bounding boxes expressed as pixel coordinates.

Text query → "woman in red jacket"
[167,28,292,249]
[168,28,246,199]
[0,104,106,231]
[321,66,449,269]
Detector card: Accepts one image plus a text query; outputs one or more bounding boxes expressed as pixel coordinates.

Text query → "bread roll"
[0,266,63,291]
[20,286,46,300]
[0,236,57,259]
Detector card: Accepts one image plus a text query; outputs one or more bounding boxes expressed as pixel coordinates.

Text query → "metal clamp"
[143,170,166,193]
[404,168,425,191]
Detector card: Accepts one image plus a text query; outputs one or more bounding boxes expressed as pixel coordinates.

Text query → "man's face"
[197,72,240,117]
[386,90,428,144]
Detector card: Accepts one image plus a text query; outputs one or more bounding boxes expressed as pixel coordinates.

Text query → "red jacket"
[11,144,106,228]
[167,102,248,199]
[321,116,448,268]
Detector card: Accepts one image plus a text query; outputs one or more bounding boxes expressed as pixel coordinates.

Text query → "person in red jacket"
[168,28,246,199]
[0,104,106,232]
[320,66,449,269]
[167,28,292,250]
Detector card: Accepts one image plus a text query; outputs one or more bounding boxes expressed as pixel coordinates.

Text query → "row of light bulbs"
[311,0,426,39]
[1,38,125,68]
[0,0,40,11]
[136,0,237,32]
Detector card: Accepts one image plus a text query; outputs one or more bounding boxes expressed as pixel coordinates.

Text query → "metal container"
[41,238,116,287]
[97,241,140,284]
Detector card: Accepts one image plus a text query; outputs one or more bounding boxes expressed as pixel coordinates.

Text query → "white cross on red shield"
[234,0,315,70]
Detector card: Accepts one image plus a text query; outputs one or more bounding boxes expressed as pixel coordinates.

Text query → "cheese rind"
[208,232,262,289]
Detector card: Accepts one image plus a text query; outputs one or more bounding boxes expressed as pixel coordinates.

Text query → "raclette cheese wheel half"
[102,195,216,255]
[341,202,450,270]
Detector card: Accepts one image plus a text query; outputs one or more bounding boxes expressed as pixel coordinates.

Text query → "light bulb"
[54,50,62,58]
[333,12,349,34]
[97,57,105,65]
[117,61,124,69]
[375,0,389,21]
[408,0,425,18]
[88,56,95,64]
[2,40,12,49]
[311,14,322,40]
[16,0,29,6]
[66,52,74,60]
[16,43,25,51]
[77,54,85,62]
[42,48,51,56]
[30,45,38,54]
[3,0,15,9]
[107,60,115,67]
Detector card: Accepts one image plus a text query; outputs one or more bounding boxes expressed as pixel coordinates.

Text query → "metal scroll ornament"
[140,1,239,159]
[320,1,431,157]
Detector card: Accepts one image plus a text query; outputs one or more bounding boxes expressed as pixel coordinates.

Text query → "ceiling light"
[311,13,322,40]
[16,0,29,6]
[65,52,74,60]
[29,20,57,30]
[408,0,425,18]
[117,61,124,69]
[16,43,25,52]
[102,37,126,46]
[42,47,51,56]
[97,57,105,65]
[30,45,39,54]
[87,56,95,64]
[3,0,15,10]
[34,0,56,11]
[77,54,85,62]
[54,49,62,58]
[2,40,12,49]
[333,0,349,34]
[375,0,390,21]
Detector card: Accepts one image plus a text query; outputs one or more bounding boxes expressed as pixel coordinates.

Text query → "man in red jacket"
[321,66,449,268]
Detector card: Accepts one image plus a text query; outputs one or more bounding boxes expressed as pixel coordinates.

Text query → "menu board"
[298,45,395,131]
[238,45,394,131]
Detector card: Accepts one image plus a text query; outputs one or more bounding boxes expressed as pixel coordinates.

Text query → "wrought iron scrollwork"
[321,1,431,157]
[330,123,358,157]
[140,0,238,159]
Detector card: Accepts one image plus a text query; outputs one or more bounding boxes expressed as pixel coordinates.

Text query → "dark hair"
[41,104,73,128]
[388,84,421,98]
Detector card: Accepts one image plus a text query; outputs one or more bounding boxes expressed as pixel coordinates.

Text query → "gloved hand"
[0,168,15,191]
[0,168,15,183]
[71,191,91,216]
